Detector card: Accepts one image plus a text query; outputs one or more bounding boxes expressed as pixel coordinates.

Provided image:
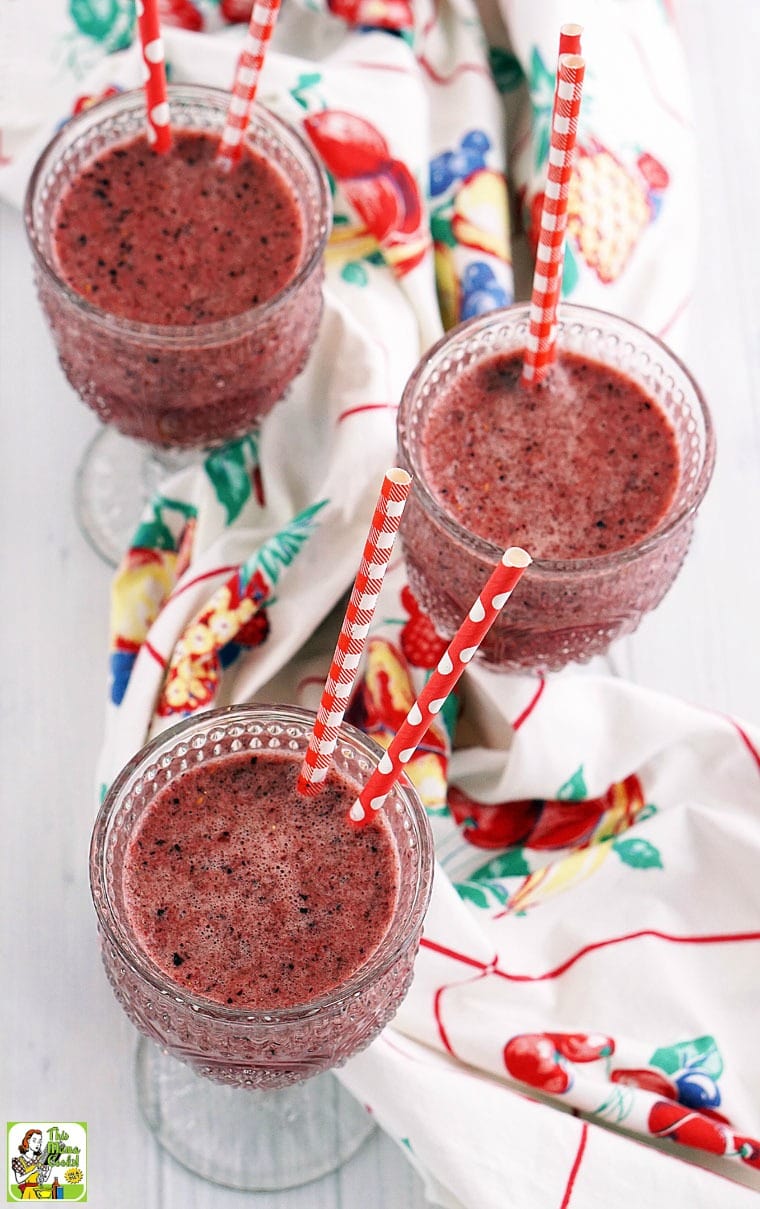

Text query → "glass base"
[135,1037,376,1192]
[75,428,195,566]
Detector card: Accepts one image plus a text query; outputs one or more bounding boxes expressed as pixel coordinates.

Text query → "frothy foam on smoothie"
[421,350,680,560]
[52,129,304,325]
[123,751,400,1010]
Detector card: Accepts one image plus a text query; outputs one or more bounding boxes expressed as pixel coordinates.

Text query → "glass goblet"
[89,704,434,1191]
[25,85,330,565]
[396,303,715,672]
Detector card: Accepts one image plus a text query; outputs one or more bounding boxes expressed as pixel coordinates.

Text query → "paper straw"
[136,0,171,153]
[559,22,583,55]
[521,53,585,386]
[348,547,532,826]
[216,0,282,169]
[297,469,412,797]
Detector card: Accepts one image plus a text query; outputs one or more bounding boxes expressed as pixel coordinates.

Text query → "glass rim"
[397,302,716,574]
[23,84,331,347]
[89,703,434,1025]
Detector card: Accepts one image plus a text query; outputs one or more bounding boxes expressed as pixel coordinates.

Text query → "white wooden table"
[1,3,759,1205]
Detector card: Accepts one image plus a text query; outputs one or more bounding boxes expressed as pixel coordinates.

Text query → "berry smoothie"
[397,305,714,670]
[91,706,433,1090]
[26,87,329,448]
[123,749,399,1010]
[53,130,303,327]
[420,351,679,560]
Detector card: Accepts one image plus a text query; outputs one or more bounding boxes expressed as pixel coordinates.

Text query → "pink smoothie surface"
[52,129,303,325]
[123,751,399,1010]
[420,351,680,560]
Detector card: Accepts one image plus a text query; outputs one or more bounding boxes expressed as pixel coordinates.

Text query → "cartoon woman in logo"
[10,1129,60,1199]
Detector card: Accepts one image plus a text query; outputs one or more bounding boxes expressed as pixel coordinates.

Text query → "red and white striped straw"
[297,469,412,797]
[521,53,585,386]
[348,547,531,826]
[559,22,583,56]
[216,0,282,169]
[136,0,171,153]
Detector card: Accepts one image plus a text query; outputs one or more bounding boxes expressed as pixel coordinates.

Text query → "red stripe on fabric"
[510,676,546,731]
[431,964,492,1056]
[417,56,493,86]
[337,403,399,423]
[432,986,456,1055]
[169,565,238,603]
[657,293,692,339]
[558,1123,588,1209]
[422,929,760,983]
[494,929,760,981]
[730,719,760,776]
[420,937,492,971]
[337,61,419,77]
[144,641,166,669]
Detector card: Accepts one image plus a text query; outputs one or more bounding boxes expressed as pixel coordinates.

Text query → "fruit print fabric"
[505,0,697,344]
[304,110,431,279]
[429,131,513,327]
[335,622,760,1201]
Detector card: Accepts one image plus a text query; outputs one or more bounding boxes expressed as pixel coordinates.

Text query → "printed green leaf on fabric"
[291,72,324,110]
[557,765,587,801]
[479,879,510,905]
[560,243,580,297]
[528,46,556,171]
[204,434,259,525]
[650,1036,723,1079]
[455,874,513,909]
[70,0,119,40]
[488,47,525,94]
[470,847,531,880]
[430,210,457,247]
[70,0,134,47]
[594,1084,634,1124]
[612,836,663,869]
[132,497,197,552]
[341,262,369,286]
[132,517,176,551]
[455,882,491,909]
[243,500,328,591]
[437,686,460,746]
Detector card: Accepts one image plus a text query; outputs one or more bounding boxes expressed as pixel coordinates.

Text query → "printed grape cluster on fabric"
[429,131,512,328]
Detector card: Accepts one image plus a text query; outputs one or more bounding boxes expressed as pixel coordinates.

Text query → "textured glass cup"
[397,304,715,671]
[24,85,330,563]
[25,85,330,448]
[90,704,433,1190]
